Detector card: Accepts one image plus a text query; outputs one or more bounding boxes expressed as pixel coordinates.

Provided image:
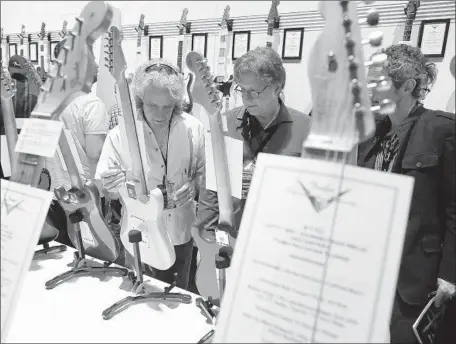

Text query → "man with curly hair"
[95,59,206,290]
[359,44,455,343]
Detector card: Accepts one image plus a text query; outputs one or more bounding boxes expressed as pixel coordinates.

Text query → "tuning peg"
[364,53,387,68]
[371,99,396,115]
[361,31,383,47]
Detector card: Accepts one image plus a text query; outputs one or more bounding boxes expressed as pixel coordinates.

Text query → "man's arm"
[438,133,456,284]
[83,99,109,177]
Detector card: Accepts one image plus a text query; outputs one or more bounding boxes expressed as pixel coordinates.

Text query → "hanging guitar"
[1,27,8,64]
[176,8,194,113]
[213,6,234,114]
[16,25,28,59]
[446,55,455,113]
[187,51,236,304]
[37,22,48,82]
[8,1,112,204]
[1,64,18,178]
[393,1,420,45]
[135,14,146,68]
[60,20,68,39]
[105,25,175,270]
[54,128,121,263]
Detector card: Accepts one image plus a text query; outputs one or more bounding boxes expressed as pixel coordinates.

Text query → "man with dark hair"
[360,44,455,343]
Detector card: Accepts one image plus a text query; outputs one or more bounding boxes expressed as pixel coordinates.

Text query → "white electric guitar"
[105,25,175,270]
[135,14,146,68]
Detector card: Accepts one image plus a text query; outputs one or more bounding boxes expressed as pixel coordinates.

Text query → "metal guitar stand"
[44,210,129,290]
[34,242,67,257]
[196,246,233,344]
[101,229,192,320]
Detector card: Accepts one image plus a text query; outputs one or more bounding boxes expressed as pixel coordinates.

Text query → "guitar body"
[54,180,120,263]
[183,72,194,113]
[118,186,175,271]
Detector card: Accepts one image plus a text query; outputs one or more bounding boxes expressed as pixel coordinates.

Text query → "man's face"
[236,73,278,117]
[142,84,175,124]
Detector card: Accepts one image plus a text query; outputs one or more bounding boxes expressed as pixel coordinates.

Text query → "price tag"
[15,118,63,157]
[215,229,230,247]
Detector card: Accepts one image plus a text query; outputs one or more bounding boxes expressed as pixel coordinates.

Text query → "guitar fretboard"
[403,14,417,41]
[177,40,183,72]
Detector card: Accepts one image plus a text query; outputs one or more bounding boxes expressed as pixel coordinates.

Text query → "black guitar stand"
[34,242,67,257]
[196,246,233,344]
[44,210,129,290]
[101,230,192,320]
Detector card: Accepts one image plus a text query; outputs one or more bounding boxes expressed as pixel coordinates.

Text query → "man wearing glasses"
[195,46,311,238]
[95,59,206,290]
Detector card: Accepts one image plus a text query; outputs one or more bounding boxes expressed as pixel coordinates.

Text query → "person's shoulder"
[180,112,205,132]
[422,107,455,136]
[286,106,311,125]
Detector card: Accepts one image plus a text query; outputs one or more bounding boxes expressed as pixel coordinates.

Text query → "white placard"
[214,154,414,343]
[283,29,303,59]
[1,179,53,342]
[149,36,162,59]
[204,131,243,200]
[233,32,249,59]
[419,21,448,56]
[192,34,206,57]
[14,118,63,157]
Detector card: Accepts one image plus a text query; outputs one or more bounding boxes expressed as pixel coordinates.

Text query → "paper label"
[15,118,63,157]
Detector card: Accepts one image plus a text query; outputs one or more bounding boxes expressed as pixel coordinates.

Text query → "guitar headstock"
[1,27,4,43]
[136,14,145,34]
[104,26,125,83]
[219,6,231,31]
[33,1,112,121]
[178,8,189,35]
[60,20,68,38]
[38,22,46,40]
[1,64,15,100]
[8,55,43,88]
[186,51,221,114]
[307,1,393,151]
[266,0,280,31]
[20,25,26,38]
[404,1,420,18]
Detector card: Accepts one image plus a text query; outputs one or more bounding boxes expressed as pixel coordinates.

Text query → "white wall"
[2,1,455,114]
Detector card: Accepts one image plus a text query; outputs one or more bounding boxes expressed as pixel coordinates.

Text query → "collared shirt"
[195,101,311,232]
[95,112,206,245]
[45,93,109,192]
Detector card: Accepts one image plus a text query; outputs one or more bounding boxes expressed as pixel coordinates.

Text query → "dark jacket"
[358,107,455,306]
[195,102,311,233]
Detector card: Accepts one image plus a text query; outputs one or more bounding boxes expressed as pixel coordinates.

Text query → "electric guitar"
[106,25,175,271]
[177,8,194,114]
[187,52,236,304]
[60,20,68,39]
[446,56,455,113]
[37,22,47,82]
[54,128,121,263]
[1,64,18,171]
[8,1,112,210]
[393,1,421,45]
[1,27,8,64]
[214,6,234,114]
[135,14,145,68]
[17,25,28,59]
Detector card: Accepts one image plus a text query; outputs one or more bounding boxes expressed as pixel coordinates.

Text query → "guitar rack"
[44,210,130,290]
[101,230,192,320]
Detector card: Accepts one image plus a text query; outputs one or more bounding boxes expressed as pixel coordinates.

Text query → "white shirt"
[45,92,109,192]
[95,112,206,245]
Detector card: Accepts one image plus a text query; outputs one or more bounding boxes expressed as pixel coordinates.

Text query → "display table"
[6,247,212,343]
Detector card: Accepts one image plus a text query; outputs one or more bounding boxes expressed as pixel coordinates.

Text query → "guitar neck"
[1,97,18,163]
[117,78,148,195]
[403,17,415,41]
[216,31,230,80]
[58,129,85,189]
[177,38,183,72]
[208,111,234,228]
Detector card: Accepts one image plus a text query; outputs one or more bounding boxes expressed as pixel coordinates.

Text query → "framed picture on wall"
[149,35,163,59]
[192,33,207,58]
[28,42,38,62]
[282,28,304,60]
[9,43,17,57]
[49,41,59,61]
[232,31,250,60]
[417,19,450,58]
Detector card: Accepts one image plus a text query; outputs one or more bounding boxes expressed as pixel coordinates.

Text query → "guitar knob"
[365,8,380,26]
[364,53,387,68]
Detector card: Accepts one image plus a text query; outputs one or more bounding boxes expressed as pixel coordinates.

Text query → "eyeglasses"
[145,63,178,75]
[234,84,270,99]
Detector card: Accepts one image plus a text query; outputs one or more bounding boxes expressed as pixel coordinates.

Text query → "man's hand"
[100,164,126,197]
[173,179,197,207]
[435,278,456,307]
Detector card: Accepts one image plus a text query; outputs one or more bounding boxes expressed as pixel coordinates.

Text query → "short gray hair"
[371,44,437,99]
[133,58,185,115]
[233,47,286,90]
